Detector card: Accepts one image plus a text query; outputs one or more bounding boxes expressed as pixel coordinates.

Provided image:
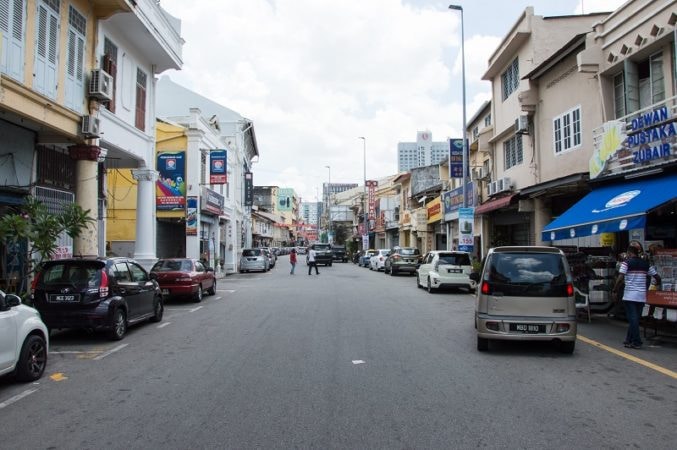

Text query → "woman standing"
[289,248,297,275]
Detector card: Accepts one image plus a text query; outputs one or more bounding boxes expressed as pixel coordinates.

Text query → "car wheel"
[150,297,164,323]
[390,267,397,276]
[427,277,434,293]
[559,341,575,354]
[15,335,48,382]
[208,280,217,295]
[194,285,203,303]
[109,309,127,341]
[417,274,423,288]
[477,336,489,351]
[329,262,333,267]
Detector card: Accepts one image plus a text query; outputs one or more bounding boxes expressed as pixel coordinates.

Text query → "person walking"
[289,248,297,275]
[307,246,319,275]
[613,244,661,349]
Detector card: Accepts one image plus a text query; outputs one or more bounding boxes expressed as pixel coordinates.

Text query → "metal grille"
[37,145,76,190]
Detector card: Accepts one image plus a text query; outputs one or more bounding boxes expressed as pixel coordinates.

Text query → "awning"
[542,175,677,241]
[475,194,516,215]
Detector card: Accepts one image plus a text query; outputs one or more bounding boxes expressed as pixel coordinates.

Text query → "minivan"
[474,246,576,353]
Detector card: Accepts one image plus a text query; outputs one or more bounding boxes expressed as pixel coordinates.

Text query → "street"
[1,256,676,449]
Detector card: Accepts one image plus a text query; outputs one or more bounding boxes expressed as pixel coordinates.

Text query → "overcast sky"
[160,0,625,203]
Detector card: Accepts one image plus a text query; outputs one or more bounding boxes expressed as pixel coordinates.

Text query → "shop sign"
[458,207,474,252]
[209,150,227,184]
[415,209,428,231]
[401,211,411,226]
[427,197,442,223]
[367,180,378,219]
[201,187,224,215]
[590,105,676,179]
[449,138,464,179]
[186,196,198,236]
[442,182,474,217]
[156,152,186,210]
[244,172,253,206]
[599,232,615,247]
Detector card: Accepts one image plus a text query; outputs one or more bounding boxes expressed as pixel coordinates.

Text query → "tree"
[0,197,95,296]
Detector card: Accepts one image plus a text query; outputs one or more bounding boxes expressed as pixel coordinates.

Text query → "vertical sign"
[449,138,464,179]
[186,196,198,236]
[362,234,369,250]
[366,180,378,221]
[458,207,474,253]
[244,172,253,206]
[210,150,227,184]
[156,152,186,210]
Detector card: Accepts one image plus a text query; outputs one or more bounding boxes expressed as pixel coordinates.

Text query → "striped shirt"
[619,257,657,303]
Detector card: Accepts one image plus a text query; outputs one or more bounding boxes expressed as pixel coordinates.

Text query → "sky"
[159,0,626,204]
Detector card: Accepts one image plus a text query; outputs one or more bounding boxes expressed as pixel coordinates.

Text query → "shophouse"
[477,7,608,249]
[0,0,182,278]
[465,101,492,257]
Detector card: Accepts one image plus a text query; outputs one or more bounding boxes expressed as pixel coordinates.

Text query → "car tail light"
[177,276,192,283]
[566,283,574,297]
[481,281,491,295]
[486,322,500,331]
[31,271,42,293]
[391,254,401,260]
[99,270,109,298]
[379,257,384,261]
[555,323,570,333]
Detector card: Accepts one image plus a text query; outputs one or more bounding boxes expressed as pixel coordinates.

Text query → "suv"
[474,246,576,353]
[384,247,421,276]
[31,257,164,340]
[331,245,348,262]
[417,251,475,292]
[311,243,333,266]
[0,291,49,382]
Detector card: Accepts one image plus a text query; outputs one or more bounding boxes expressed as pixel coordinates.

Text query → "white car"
[416,250,476,293]
[369,249,391,271]
[0,291,49,382]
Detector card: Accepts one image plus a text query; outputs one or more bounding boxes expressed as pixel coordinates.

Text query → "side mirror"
[206,267,214,273]
[5,294,21,308]
[469,272,480,282]
[149,272,157,280]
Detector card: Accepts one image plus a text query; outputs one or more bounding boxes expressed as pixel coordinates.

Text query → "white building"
[302,202,321,226]
[397,131,450,172]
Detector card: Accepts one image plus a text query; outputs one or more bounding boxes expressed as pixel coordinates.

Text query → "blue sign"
[449,138,464,179]
[458,207,474,253]
[209,150,227,184]
[443,182,474,215]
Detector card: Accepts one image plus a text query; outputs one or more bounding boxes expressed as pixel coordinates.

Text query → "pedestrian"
[612,244,661,349]
[307,246,319,275]
[289,248,297,275]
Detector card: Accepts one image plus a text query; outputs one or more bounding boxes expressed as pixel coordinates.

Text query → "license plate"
[162,289,170,295]
[49,294,79,302]
[510,323,545,333]
[447,268,462,273]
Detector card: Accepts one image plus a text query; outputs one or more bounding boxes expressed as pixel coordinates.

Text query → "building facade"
[398,131,451,172]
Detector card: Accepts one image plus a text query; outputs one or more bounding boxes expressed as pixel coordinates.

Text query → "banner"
[366,180,378,221]
[209,150,227,184]
[449,138,464,179]
[458,207,474,253]
[244,172,253,206]
[156,152,186,210]
[186,197,198,236]
[278,188,294,212]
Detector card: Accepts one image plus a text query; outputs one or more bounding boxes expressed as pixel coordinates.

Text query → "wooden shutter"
[134,69,146,131]
[34,1,59,98]
[0,0,25,80]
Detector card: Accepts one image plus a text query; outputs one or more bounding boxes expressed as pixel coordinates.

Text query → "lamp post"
[449,4,468,209]
[358,136,368,250]
[325,165,331,243]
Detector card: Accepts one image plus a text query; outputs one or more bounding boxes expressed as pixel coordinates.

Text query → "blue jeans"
[623,300,644,346]
[290,262,296,274]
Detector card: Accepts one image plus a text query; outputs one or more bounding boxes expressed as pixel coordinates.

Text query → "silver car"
[239,248,270,273]
[474,246,577,353]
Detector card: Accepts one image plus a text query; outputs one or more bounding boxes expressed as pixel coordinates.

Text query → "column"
[533,197,549,247]
[132,168,158,269]
[69,145,100,257]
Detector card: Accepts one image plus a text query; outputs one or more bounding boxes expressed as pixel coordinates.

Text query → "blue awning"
[542,175,677,242]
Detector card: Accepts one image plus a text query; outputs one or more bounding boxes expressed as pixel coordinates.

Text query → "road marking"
[157,322,171,328]
[352,360,365,365]
[222,290,236,293]
[93,343,128,361]
[189,306,203,312]
[50,373,68,382]
[0,389,38,409]
[578,335,677,379]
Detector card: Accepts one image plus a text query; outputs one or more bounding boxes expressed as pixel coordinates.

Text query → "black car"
[311,243,333,266]
[331,245,348,262]
[31,257,163,340]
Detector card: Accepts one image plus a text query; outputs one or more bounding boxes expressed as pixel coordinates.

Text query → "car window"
[243,249,261,257]
[152,260,187,271]
[400,248,420,256]
[112,263,132,282]
[438,253,470,265]
[41,263,101,287]
[128,263,148,282]
[486,253,568,297]
[195,261,205,272]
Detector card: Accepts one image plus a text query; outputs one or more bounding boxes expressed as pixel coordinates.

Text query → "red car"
[150,258,216,303]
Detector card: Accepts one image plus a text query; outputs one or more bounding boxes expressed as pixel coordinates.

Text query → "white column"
[132,168,158,269]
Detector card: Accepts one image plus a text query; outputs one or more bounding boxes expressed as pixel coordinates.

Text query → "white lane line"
[189,306,204,313]
[93,343,128,361]
[352,360,365,365]
[157,322,171,329]
[0,389,38,409]
[222,290,236,293]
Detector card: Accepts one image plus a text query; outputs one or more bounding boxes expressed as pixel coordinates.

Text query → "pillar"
[69,145,100,257]
[132,168,158,269]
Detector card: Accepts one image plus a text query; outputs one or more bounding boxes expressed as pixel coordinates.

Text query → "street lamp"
[449,4,468,208]
[325,165,331,243]
[358,137,368,250]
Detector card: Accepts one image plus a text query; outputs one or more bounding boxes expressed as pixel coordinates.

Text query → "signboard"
[278,188,294,212]
[449,138,464,179]
[426,197,442,223]
[201,187,224,215]
[156,152,186,210]
[244,172,253,206]
[209,150,227,184]
[442,182,475,216]
[458,207,474,252]
[366,180,378,220]
[186,196,198,236]
[362,234,369,250]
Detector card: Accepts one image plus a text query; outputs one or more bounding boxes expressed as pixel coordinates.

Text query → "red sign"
[366,180,378,221]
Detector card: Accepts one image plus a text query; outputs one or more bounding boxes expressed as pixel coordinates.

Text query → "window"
[135,68,147,130]
[103,38,118,112]
[615,52,666,117]
[613,73,625,118]
[503,135,523,169]
[34,0,60,98]
[0,0,26,80]
[484,113,491,127]
[501,58,519,101]
[472,126,479,141]
[553,106,582,154]
[64,6,85,111]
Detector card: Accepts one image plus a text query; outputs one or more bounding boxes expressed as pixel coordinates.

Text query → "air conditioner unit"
[514,115,529,135]
[496,178,505,193]
[488,181,497,196]
[471,169,481,181]
[81,115,101,138]
[496,177,512,193]
[479,167,489,180]
[89,69,113,101]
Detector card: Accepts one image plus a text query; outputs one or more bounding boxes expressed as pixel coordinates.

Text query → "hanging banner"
[210,150,227,184]
[458,207,475,252]
[186,196,198,236]
[449,138,464,179]
[156,152,186,210]
[244,172,253,206]
[366,180,378,221]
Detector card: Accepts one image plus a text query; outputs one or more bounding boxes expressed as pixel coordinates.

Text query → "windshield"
[243,249,262,257]
[41,262,102,287]
[314,245,331,250]
[399,248,419,256]
[152,259,192,272]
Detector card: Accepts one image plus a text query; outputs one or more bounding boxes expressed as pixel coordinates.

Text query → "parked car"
[0,290,49,382]
[150,258,216,303]
[262,248,276,268]
[416,251,475,293]
[384,247,421,276]
[474,246,576,353]
[31,257,163,340]
[296,246,307,255]
[239,248,270,272]
[359,249,378,267]
[369,249,391,271]
[311,243,334,266]
[331,245,348,262]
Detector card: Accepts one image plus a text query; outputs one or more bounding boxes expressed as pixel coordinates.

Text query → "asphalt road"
[1,256,676,449]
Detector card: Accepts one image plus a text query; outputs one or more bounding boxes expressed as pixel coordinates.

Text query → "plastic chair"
[574,287,591,323]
